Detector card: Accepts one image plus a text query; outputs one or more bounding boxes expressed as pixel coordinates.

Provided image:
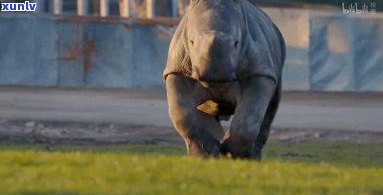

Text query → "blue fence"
[309,13,383,91]
[1,10,383,91]
[0,15,174,88]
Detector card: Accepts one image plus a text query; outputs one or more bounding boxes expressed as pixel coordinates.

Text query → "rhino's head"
[187,0,243,84]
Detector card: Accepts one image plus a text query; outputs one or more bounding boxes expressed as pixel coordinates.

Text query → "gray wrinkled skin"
[164,0,285,160]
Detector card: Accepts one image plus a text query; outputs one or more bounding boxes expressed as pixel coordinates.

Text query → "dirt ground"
[1,119,382,145]
[0,86,382,145]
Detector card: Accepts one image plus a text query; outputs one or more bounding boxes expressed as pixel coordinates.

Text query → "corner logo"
[0,1,37,12]
[342,2,377,15]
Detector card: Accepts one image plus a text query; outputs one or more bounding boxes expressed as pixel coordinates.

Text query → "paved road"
[0,86,382,132]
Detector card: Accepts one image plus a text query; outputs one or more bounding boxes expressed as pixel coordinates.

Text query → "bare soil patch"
[1,119,382,145]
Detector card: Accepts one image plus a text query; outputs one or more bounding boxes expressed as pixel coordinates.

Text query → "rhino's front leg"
[222,76,276,159]
[166,74,224,157]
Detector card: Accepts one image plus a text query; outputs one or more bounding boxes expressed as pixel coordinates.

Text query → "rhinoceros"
[164,0,285,160]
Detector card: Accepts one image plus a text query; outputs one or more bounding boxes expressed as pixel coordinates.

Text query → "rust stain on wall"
[58,40,82,61]
[83,40,97,74]
[58,38,97,75]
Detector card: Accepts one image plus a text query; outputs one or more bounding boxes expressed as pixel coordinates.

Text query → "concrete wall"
[1,8,383,91]
[265,8,383,91]
[0,15,174,88]
[309,13,383,91]
[263,8,310,90]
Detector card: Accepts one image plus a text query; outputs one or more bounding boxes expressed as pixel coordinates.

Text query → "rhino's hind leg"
[165,74,224,157]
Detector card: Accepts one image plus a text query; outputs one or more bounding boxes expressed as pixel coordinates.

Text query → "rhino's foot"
[185,134,221,157]
[221,136,262,161]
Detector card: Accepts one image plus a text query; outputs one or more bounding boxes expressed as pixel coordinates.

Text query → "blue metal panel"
[0,16,58,86]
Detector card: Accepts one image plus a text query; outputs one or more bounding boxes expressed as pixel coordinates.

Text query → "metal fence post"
[119,0,131,18]
[100,0,110,17]
[146,0,155,18]
[77,0,89,16]
[53,0,62,15]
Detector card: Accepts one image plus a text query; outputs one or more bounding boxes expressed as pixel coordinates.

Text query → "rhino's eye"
[234,41,239,49]
[190,40,194,45]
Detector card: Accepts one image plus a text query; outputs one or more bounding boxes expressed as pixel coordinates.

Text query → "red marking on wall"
[58,39,97,75]
[58,40,82,61]
[83,40,97,74]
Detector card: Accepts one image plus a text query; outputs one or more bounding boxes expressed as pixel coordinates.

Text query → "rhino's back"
[238,0,285,81]
[164,0,285,82]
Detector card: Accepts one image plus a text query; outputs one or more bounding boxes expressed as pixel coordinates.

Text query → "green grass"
[0,142,382,194]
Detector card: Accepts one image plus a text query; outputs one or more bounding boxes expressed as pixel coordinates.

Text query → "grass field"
[0,142,382,194]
